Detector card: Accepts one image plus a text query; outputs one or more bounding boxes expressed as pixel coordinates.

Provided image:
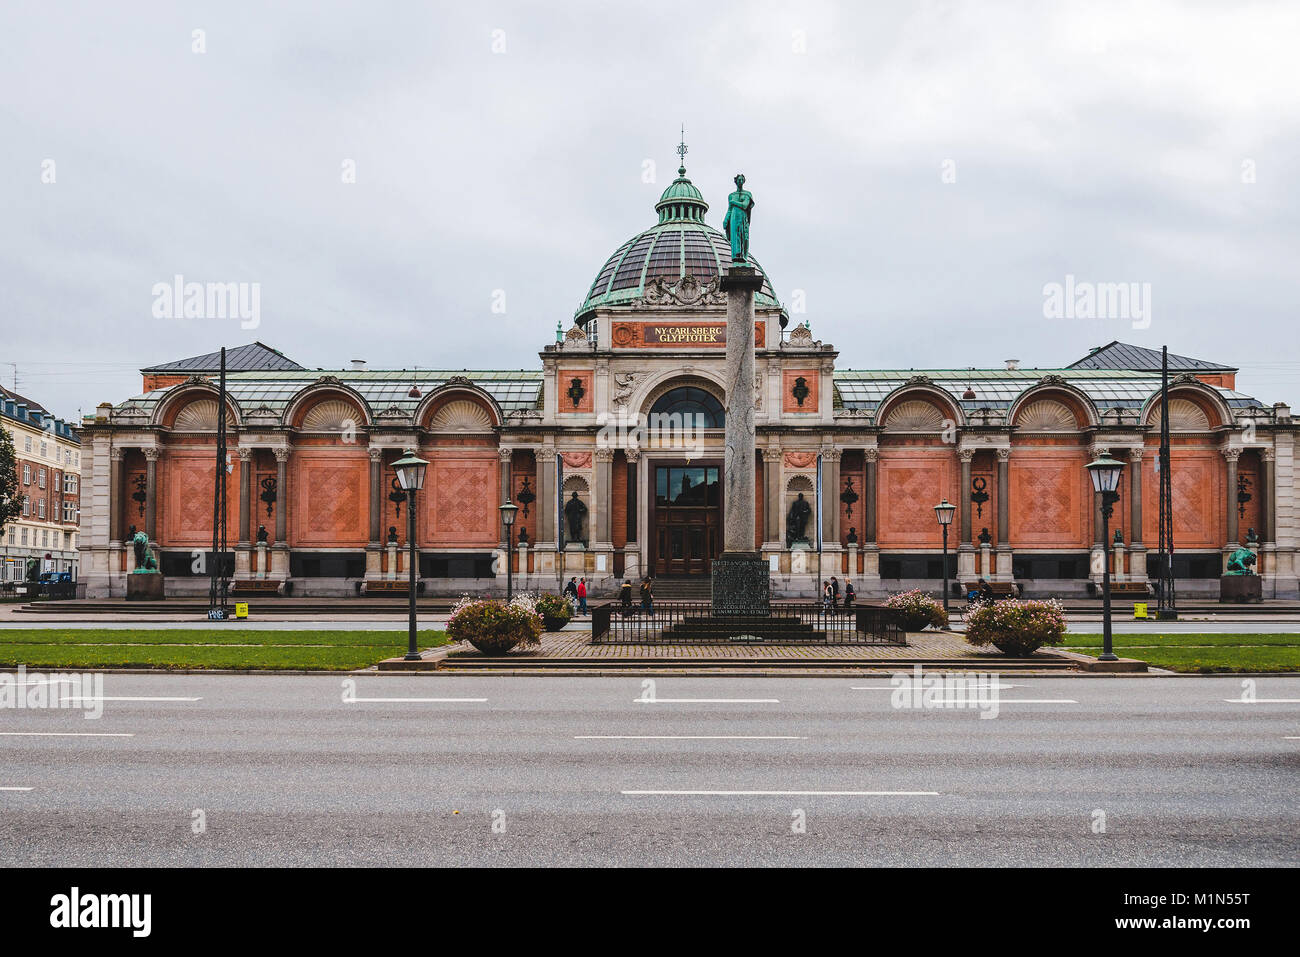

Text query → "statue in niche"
[564,491,588,546]
[786,492,812,548]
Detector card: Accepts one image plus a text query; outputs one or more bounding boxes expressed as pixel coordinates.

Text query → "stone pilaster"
[995,449,1013,582]
[143,446,159,544]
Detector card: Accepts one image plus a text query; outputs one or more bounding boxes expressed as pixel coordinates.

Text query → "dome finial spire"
[676,124,688,176]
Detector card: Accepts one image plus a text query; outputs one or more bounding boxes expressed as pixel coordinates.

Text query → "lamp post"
[392,449,428,661]
[499,500,518,602]
[1086,451,1125,662]
[934,498,956,615]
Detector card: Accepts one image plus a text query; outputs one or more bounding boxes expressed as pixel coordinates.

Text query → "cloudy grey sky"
[3,0,1298,421]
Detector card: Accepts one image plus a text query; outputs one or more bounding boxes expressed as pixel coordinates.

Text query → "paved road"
[2,673,1297,866]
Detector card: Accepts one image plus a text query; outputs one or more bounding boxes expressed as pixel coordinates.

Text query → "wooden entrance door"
[651,463,722,577]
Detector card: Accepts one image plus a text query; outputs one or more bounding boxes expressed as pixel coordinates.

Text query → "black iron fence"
[590,600,905,645]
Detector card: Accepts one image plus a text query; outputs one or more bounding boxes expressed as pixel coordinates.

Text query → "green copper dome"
[575,164,782,323]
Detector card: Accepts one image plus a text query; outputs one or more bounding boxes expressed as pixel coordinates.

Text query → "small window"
[37,468,45,489]
[23,436,31,452]
[38,499,46,519]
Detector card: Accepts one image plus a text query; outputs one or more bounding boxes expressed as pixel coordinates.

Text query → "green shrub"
[964,598,1067,656]
[446,596,544,655]
[882,589,949,631]
[535,593,574,630]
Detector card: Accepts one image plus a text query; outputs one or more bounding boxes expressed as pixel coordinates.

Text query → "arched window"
[649,387,725,428]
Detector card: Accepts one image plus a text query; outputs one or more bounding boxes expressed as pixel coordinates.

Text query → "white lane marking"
[62,696,201,702]
[577,735,805,740]
[633,698,780,704]
[12,678,80,686]
[622,789,939,796]
[1223,699,1300,704]
[0,787,34,791]
[1285,736,1300,740]
[0,732,134,737]
[851,684,1018,690]
[346,697,487,703]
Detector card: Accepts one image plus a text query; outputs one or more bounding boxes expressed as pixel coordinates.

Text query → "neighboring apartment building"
[1,385,81,581]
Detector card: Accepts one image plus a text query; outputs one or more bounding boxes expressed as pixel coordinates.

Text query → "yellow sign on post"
[1133,602,1148,620]
[235,602,249,619]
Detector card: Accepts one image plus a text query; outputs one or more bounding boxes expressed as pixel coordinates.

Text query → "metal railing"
[590,600,905,645]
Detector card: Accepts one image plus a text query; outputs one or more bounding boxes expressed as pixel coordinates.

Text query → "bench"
[230,579,282,597]
[960,581,1020,599]
[360,579,426,596]
[1087,580,1151,597]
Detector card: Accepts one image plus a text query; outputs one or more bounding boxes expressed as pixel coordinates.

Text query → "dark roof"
[0,384,51,417]
[1067,341,1235,373]
[141,342,305,374]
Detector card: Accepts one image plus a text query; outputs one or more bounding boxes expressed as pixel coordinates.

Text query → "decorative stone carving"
[636,274,726,308]
[429,399,494,432]
[300,399,363,432]
[784,451,817,469]
[561,451,592,469]
[444,375,475,388]
[1015,398,1077,432]
[611,372,641,408]
[883,399,947,431]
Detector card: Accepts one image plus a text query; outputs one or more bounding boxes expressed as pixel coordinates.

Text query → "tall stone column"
[762,447,782,548]
[109,447,125,544]
[365,448,383,580]
[498,447,513,547]
[1128,448,1147,580]
[237,449,252,544]
[862,449,880,586]
[957,449,975,581]
[995,448,1012,582]
[535,448,556,574]
[272,447,290,580]
[623,449,641,581]
[714,263,768,615]
[593,448,615,583]
[143,447,159,543]
[1262,448,1277,588]
[235,448,253,578]
[822,449,841,553]
[1223,447,1240,547]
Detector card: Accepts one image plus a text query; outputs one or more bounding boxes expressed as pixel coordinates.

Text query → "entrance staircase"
[651,578,712,601]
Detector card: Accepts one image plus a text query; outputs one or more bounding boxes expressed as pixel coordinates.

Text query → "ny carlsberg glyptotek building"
[77,156,1298,600]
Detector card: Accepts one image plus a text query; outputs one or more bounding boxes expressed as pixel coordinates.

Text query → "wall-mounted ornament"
[1237,475,1252,518]
[515,476,535,518]
[389,476,407,518]
[259,476,277,517]
[567,377,587,408]
[970,476,989,518]
[132,475,147,517]
[839,476,859,519]
[791,376,810,407]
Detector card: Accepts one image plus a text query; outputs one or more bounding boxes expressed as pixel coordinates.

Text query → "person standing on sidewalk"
[639,576,654,616]
[577,577,588,615]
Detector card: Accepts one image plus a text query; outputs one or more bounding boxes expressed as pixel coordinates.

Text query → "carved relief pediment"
[635,275,726,308]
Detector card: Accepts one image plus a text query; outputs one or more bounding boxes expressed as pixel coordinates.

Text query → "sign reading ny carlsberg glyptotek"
[611,321,766,348]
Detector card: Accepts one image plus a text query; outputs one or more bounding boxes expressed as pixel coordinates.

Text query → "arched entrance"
[645,386,725,577]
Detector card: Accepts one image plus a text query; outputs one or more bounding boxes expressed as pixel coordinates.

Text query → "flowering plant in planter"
[447,595,544,656]
[964,598,1067,656]
[882,589,949,631]
[535,592,574,631]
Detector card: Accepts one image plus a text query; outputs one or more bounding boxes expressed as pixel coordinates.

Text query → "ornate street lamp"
[934,498,956,614]
[1086,451,1125,662]
[392,449,429,661]
[499,500,518,602]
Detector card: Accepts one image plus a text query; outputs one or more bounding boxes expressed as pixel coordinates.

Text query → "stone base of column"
[1090,545,1106,583]
[255,543,269,579]
[1129,545,1148,581]
[1112,544,1126,582]
[622,544,640,581]
[363,544,381,579]
[271,544,290,580]
[957,544,976,582]
[979,544,992,578]
[234,545,252,579]
[711,551,770,616]
[994,545,1013,583]
[535,546,557,575]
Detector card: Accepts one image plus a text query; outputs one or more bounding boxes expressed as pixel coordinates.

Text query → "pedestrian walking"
[563,577,578,600]
[639,576,654,616]
[577,577,588,615]
[619,579,632,613]
[830,576,840,609]
[844,579,856,608]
